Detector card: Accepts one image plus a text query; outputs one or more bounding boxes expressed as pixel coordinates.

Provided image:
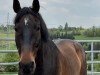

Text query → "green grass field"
[75,35,100,40]
[0,33,14,38]
[0,72,17,75]
[0,33,100,40]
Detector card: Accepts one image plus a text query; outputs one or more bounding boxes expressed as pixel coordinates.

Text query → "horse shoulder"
[56,39,83,75]
[73,41,87,75]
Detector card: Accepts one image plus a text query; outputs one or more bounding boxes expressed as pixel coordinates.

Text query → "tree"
[64,22,68,30]
[92,26,96,37]
[58,25,63,31]
[64,22,68,36]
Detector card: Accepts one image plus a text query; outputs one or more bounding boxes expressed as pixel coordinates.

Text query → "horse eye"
[34,43,39,48]
[15,28,18,32]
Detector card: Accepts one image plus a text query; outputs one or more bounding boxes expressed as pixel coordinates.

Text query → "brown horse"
[13,0,87,75]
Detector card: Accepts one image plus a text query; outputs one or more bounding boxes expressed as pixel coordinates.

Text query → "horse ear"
[13,0,21,13]
[32,0,40,13]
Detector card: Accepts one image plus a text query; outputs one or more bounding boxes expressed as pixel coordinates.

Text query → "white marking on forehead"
[24,17,29,25]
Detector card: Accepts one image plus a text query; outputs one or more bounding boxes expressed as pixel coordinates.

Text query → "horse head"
[13,0,48,74]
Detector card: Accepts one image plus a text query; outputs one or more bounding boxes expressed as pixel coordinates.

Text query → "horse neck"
[42,39,59,75]
[34,39,59,75]
[34,44,43,75]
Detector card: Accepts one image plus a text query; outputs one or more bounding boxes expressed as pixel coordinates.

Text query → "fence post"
[91,42,94,75]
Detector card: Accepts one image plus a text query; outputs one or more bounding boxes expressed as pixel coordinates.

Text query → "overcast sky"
[0,0,100,28]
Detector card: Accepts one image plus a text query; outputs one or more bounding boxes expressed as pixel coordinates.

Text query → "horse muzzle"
[19,49,36,75]
[18,61,36,75]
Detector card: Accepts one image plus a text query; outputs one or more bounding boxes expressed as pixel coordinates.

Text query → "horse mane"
[38,13,49,42]
[14,7,49,42]
[42,40,59,75]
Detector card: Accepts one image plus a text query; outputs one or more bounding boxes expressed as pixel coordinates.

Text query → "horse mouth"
[18,61,36,75]
[18,67,36,75]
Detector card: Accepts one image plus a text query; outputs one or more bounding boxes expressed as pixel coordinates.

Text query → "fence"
[0,39,100,75]
[76,40,100,75]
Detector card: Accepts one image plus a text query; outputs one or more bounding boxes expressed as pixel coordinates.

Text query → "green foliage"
[83,26,100,37]
[49,25,75,39]
[3,53,19,72]
[72,29,81,35]
[58,25,63,31]
[62,33,75,39]
[94,43,100,50]
[0,25,14,34]
[87,64,91,71]
[49,25,100,40]
[64,22,68,30]
[94,64,100,72]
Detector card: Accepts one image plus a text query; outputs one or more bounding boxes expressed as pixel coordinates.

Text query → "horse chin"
[18,70,35,75]
[18,65,36,75]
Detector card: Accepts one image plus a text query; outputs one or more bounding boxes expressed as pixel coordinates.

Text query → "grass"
[75,35,100,40]
[0,54,5,62]
[0,33,100,40]
[0,33,14,38]
[0,72,99,75]
[0,34,100,40]
[0,72,18,75]
[0,72,100,75]
[1,74,18,75]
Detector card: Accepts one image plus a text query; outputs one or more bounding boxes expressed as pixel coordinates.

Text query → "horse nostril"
[19,62,23,68]
[19,61,35,73]
[30,61,34,67]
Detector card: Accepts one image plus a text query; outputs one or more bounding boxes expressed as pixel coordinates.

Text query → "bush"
[83,27,100,37]
[66,34,75,39]
[94,64,100,72]
[3,53,19,72]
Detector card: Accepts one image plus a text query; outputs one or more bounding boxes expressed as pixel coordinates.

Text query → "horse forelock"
[14,7,37,24]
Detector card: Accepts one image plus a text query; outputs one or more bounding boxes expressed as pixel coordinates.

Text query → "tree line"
[49,23,100,39]
[0,23,100,39]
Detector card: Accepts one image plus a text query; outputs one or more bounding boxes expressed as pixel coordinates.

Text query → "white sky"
[0,0,100,28]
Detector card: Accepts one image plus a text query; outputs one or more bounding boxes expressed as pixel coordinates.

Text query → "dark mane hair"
[14,7,49,42]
